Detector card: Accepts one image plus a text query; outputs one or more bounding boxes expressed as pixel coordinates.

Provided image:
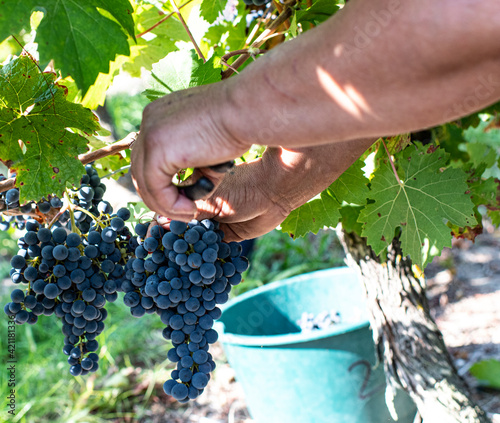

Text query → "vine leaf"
[280,160,369,238]
[280,191,342,239]
[0,1,33,43]
[469,359,500,390]
[200,0,227,24]
[37,0,134,95]
[144,50,221,100]
[0,56,100,203]
[87,136,127,180]
[463,117,500,148]
[462,117,500,169]
[1,0,134,95]
[358,144,477,268]
[123,4,189,78]
[96,0,136,41]
[295,0,339,25]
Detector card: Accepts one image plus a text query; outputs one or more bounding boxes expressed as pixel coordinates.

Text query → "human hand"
[155,157,291,242]
[130,81,250,222]
[155,139,375,242]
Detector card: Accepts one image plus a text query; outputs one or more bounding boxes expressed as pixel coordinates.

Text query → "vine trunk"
[336,228,491,423]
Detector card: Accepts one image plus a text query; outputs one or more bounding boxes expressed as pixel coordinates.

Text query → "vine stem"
[220,49,267,73]
[74,206,104,229]
[64,190,81,236]
[382,139,402,185]
[136,0,195,38]
[170,0,205,63]
[78,132,138,165]
[272,1,290,29]
[0,132,138,195]
[101,164,131,179]
[221,0,297,79]
[48,204,69,229]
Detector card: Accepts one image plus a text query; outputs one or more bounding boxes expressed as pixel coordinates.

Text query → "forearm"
[260,138,375,213]
[223,0,500,148]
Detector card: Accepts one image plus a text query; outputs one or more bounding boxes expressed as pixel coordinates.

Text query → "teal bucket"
[216,267,417,423]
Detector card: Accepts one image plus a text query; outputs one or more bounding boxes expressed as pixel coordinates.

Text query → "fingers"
[131,136,197,222]
[177,163,234,202]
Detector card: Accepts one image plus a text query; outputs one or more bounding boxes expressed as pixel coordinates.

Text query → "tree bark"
[336,228,491,423]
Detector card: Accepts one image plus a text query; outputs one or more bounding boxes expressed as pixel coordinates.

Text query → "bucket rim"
[216,267,371,347]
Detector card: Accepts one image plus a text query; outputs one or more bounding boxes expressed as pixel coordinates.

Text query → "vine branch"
[78,131,137,165]
[221,0,297,79]
[220,49,267,74]
[382,139,402,185]
[0,132,138,195]
[136,0,195,38]
[170,0,205,63]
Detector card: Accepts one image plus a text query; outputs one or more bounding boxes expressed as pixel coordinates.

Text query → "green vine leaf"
[359,144,477,268]
[281,159,369,238]
[35,0,134,95]
[280,191,342,239]
[0,56,100,203]
[463,117,500,148]
[295,0,340,25]
[0,1,33,43]
[204,10,247,52]
[144,50,221,100]
[200,0,227,24]
[96,0,136,41]
[469,359,500,390]
[123,4,189,78]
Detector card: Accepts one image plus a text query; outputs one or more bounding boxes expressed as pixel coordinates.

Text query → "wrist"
[259,139,375,213]
[218,78,255,156]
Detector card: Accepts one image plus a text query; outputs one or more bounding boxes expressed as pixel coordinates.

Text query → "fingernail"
[157,215,171,225]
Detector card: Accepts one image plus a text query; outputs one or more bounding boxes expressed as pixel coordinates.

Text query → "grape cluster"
[61,165,111,234]
[297,310,341,332]
[0,174,63,231]
[2,162,250,401]
[121,218,249,402]
[0,164,108,233]
[3,203,133,376]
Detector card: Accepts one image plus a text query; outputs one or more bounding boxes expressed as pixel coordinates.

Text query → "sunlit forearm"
[223,0,500,148]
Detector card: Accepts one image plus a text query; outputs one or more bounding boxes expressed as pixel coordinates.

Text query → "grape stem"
[382,139,403,185]
[221,49,267,74]
[0,132,138,194]
[272,1,290,30]
[64,190,81,236]
[169,0,205,63]
[48,204,69,229]
[74,206,105,229]
[222,0,297,79]
[101,164,131,179]
[136,0,195,38]
[78,132,138,165]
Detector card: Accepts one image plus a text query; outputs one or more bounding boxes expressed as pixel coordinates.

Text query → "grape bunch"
[121,218,249,402]
[3,202,133,376]
[58,165,112,234]
[0,174,63,231]
[0,164,109,233]
[2,162,250,402]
